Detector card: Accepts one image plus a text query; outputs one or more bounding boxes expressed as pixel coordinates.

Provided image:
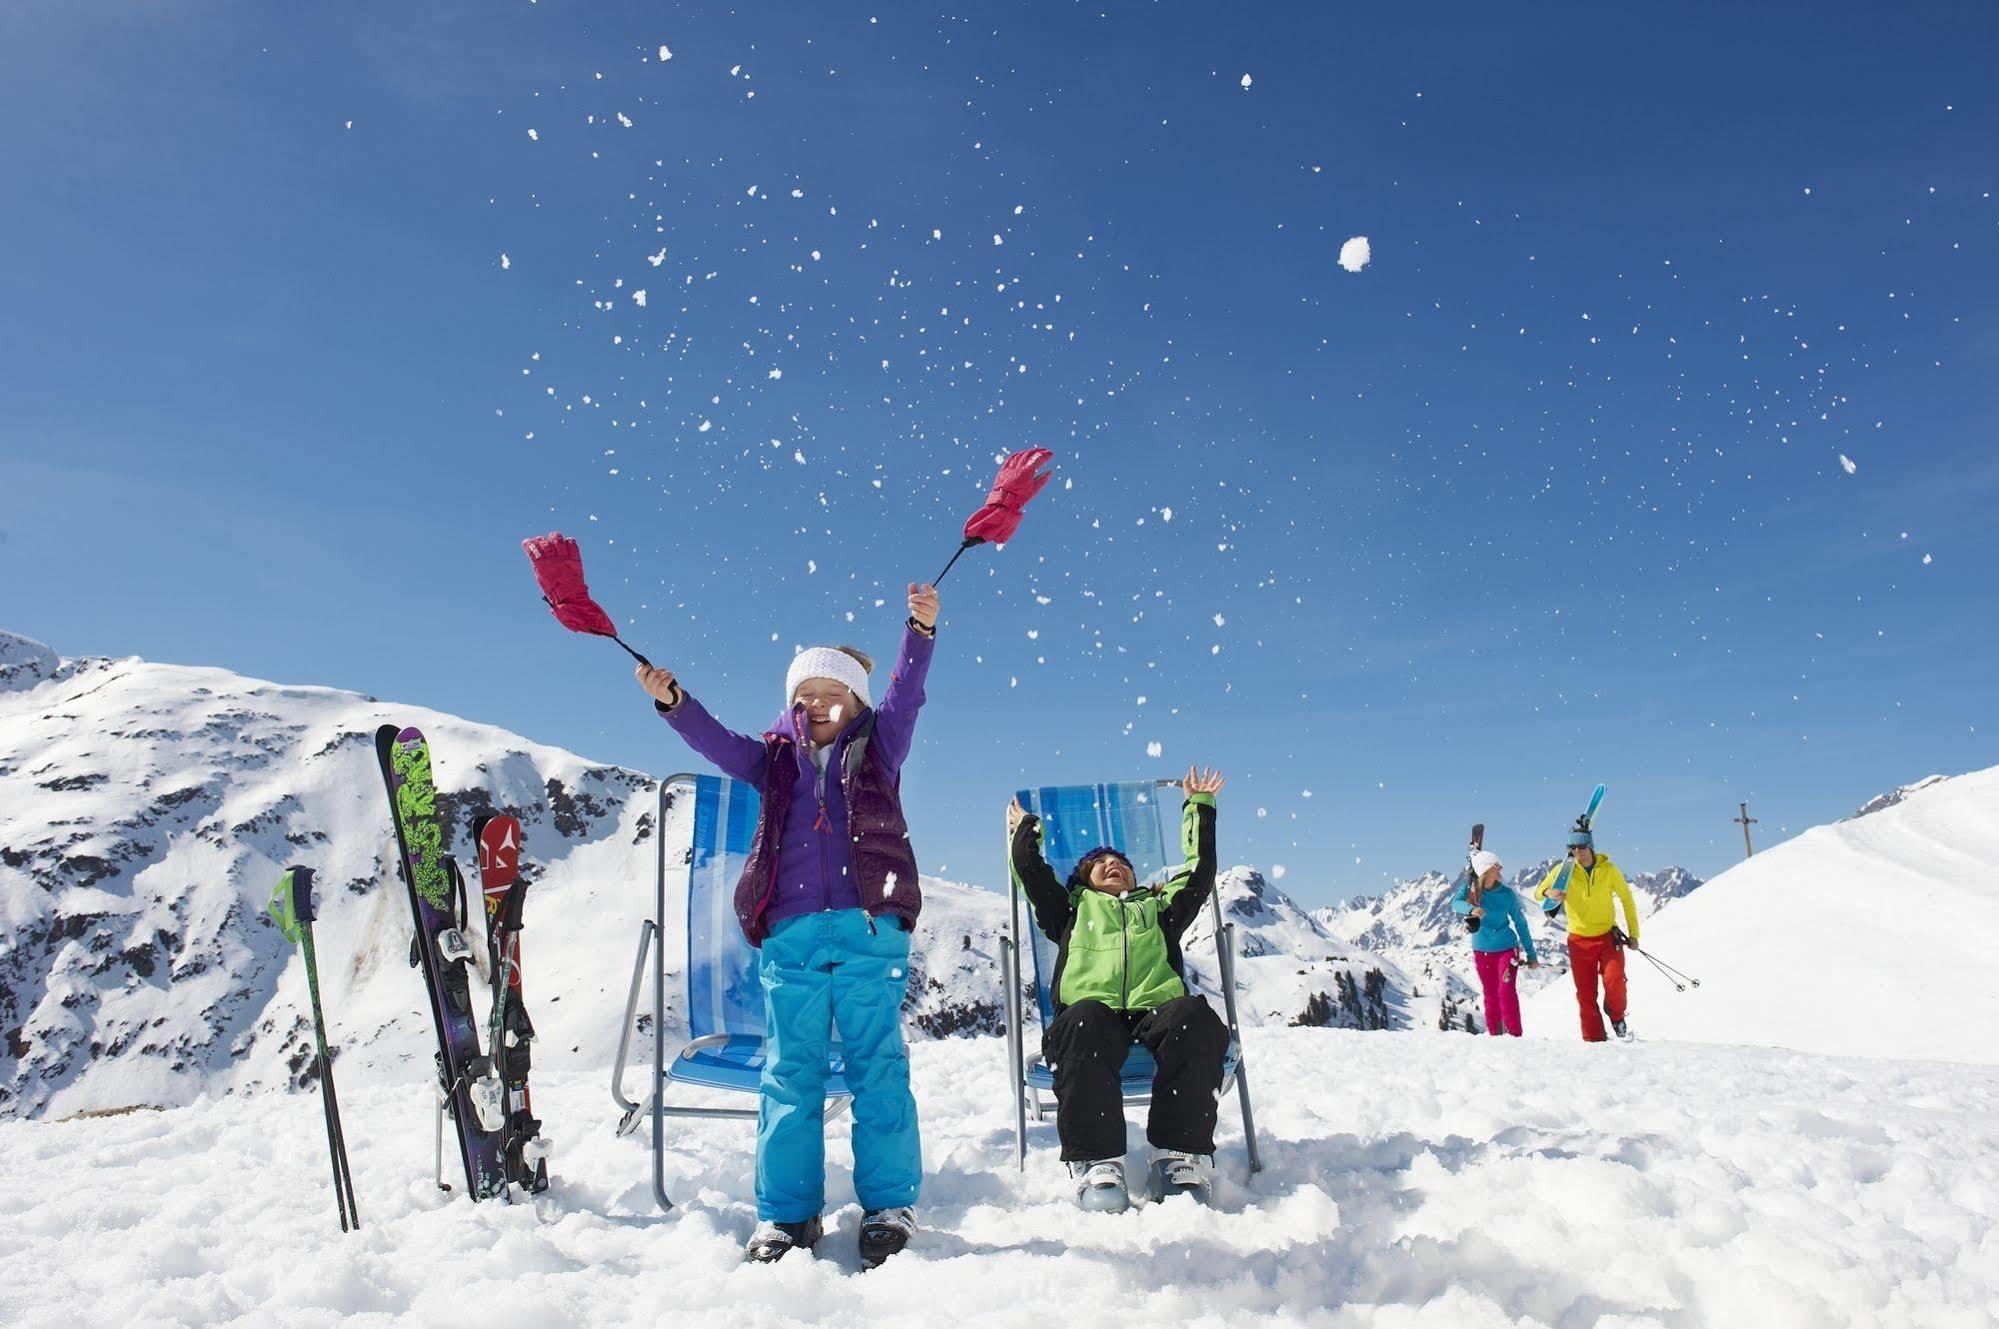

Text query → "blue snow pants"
[755,908,922,1222]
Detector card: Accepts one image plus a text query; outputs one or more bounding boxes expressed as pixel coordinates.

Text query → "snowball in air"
[1240,74,1253,90]
[1839,454,1857,475]
[1338,236,1371,273]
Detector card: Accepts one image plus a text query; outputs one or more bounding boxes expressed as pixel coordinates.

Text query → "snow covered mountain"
[0,631,1443,1121]
[1848,774,1950,819]
[1527,765,1999,1065]
[1314,858,1704,1002]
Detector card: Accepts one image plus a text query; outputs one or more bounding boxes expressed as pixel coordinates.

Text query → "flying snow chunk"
[500,253,511,270]
[632,289,647,307]
[1338,236,1371,273]
[1240,73,1253,90]
[1146,741,1163,758]
[658,45,673,61]
[1839,454,1858,475]
[768,368,782,380]
[1272,865,1287,880]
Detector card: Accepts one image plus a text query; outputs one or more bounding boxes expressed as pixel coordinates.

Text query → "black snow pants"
[1041,993,1230,1162]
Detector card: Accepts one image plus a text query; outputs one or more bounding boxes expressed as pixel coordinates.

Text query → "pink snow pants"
[1474,949,1523,1037]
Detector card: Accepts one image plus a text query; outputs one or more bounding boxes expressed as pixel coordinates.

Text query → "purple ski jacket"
[659,624,933,945]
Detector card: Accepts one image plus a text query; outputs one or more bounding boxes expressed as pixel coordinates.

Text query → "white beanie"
[785,646,872,710]
[1468,849,1501,878]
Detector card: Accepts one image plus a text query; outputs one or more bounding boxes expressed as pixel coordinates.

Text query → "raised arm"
[637,664,768,785]
[1161,768,1224,937]
[1531,861,1567,912]
[868,589,938,775]
[1449,873,1476,917]
[1009,804,1072,942]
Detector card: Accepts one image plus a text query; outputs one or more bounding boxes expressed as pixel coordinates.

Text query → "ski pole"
[320,1052,360,1229]
[931,536,980,586]
[1632,943,1700,989]
[269,867,362,1231]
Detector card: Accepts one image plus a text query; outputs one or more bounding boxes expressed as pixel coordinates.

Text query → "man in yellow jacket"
[1533,827,1642,1041]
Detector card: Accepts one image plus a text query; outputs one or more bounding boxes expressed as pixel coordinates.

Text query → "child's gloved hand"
[1006,796,1031,835]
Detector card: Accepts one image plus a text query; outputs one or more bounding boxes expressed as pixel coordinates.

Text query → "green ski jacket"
[1010,792,1218,1013]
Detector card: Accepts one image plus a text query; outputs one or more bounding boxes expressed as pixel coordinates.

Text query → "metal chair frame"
[610,774,849,1213]
[999,780,1263,1173]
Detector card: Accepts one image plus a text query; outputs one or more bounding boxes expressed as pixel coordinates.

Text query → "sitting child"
[1007,767,1231,1211]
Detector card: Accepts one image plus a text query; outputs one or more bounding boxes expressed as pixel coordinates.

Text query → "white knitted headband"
[785,646,872,709]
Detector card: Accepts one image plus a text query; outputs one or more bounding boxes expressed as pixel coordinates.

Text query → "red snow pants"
[1567,932,1627,1042]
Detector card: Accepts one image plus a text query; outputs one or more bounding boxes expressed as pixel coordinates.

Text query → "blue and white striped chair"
[611,773,850,1212]
[1002,781,1262,1172]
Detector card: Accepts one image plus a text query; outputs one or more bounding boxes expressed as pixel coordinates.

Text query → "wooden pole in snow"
[1733,802,1758,859]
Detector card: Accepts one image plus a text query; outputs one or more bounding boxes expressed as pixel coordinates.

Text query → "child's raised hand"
[908,582,940,630]
[1006,795,1029,834]
[1182,766,1226,797]
[635,663,682,709]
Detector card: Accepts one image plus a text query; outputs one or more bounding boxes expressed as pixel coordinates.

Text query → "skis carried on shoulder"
[375,724,506,1201]
[1460,822,1485,934]
[267,865,361,1231]
[1540,784,1606,920]
[473,813,551,1195]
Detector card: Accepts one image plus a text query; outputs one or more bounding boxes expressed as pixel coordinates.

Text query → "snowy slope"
[2,1031,1993,1328]
[0,632,1448,1119]
[1526,766,1999,1064]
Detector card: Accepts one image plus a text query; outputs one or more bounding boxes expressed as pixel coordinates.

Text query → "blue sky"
[3,3,1994,902]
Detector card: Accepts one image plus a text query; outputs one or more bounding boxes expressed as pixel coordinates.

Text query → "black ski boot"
[745,1217,822,1264]
[859,1207,915,1269]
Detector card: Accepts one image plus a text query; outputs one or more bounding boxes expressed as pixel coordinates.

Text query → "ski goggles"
[1566,830,1594,849]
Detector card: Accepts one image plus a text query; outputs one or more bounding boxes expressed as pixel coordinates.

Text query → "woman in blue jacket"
[1451,849,1539,1036]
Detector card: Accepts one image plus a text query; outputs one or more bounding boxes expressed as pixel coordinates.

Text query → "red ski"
[473,814,549,1194]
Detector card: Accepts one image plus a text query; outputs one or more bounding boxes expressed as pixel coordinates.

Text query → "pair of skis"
[1539,783,1607,923]
[474,811,549,1194]
[267,866,361,1231]
[375,724,548,1201]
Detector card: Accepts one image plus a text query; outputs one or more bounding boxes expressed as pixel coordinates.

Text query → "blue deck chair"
[610,773,851,1212]
[1001,780,1263,1173]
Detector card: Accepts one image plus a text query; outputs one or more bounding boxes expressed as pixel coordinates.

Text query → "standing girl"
[634,583,940,1266]
[1451,848,1539,1037]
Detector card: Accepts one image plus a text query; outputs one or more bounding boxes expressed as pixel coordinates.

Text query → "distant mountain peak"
[1849,775,1951,820]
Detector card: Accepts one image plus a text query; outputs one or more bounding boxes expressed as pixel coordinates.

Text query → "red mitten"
[523,533,618,637]
[962,447,1055,544]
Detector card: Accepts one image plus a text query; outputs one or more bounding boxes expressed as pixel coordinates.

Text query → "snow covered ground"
[3,1029,1994,1328]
